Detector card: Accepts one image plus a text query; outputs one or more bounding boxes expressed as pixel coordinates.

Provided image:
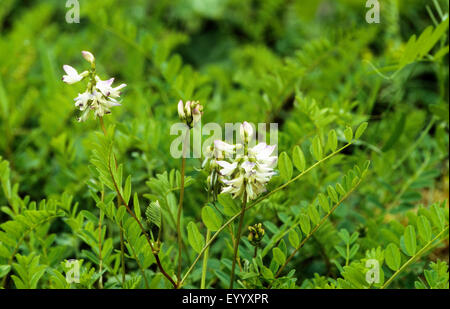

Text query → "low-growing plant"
[0,0,448,290]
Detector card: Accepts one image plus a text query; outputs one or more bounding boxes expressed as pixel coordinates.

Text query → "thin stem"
[200,230,211,289]
[107,151,177,288]
[179,143,352,287]
[99,117,107,136]
[119,225,126,286]
[229,192,247,289]
[381,226,449,289]
[98,215,104,288]
[177,130,189,283]
[99,117,177,288]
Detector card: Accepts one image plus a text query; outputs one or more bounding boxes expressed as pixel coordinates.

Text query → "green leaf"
[272,247,286,265]
[430,204,445,230]
[312,136,323,161]
[187,222,205,254]
[317,193,330,213]
[278,152,293,182]
[355,122,368,139]
[288,229,300,248]
[124,175,132,204]
[218,193,240,216]
[404,225,417,256]
[307,204,320,226]
[292,146,306,172]
[336,183,346,197]
[344,126,353,142]
[201,206,222,231]
[385,243,401,271]
[260,265,274,279]
[145,201,162,229]
[417,216,432,243]
[327,185,339,203]
[133,193,141,220]
[0,265,11,279]
[326,130,338,152]
[299,214,311,235]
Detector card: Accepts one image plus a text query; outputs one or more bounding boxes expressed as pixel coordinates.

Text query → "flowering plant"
[0,1,448,292]
[62,51,126,122]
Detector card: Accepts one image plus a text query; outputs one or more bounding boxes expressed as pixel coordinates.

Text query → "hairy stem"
[177,130,189,284]
[230,192,247,289]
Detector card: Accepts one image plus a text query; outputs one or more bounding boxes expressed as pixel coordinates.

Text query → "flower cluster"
[178,100,203,128]
[62,51,126,122]
[210,122,277,202]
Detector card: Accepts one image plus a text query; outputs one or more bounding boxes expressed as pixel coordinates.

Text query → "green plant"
[0,0,448,290]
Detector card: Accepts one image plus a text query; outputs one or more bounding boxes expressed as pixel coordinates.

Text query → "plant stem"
[99,117,107,136]
[176,130,189,284]
[200,229,211,289]
[119,224,126,286]
[381,226,449,289]
[229,192,247,289]
[99,117,177,288]
[98,212,104,288]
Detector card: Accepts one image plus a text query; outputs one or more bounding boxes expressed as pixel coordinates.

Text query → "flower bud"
[240,121,253,144]
[178,100,186,120]
[82,51,95,64]
[178,100,203,128]
[248,223,265,246]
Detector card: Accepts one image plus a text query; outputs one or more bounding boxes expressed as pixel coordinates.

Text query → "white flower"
[63,51,126,122]
[217,161,238,176]
[82,51,95,64]
[95,76,127,98]
[74,92,91,111]
[213,122,277,202]
[95,76,115,96]
[249,143,277,167]
[62,65,86,84]
[214,140,237,155]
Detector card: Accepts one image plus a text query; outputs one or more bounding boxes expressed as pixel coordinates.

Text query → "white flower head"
[210,121,277,202]
[63,51,126,122]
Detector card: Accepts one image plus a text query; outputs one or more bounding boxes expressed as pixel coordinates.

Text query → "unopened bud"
[81,51,95,64]
[240,121,253,144]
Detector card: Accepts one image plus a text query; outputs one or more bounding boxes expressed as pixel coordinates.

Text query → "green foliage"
[0,0,448,290]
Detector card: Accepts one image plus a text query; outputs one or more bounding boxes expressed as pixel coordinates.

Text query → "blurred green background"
[0,0,448,288]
